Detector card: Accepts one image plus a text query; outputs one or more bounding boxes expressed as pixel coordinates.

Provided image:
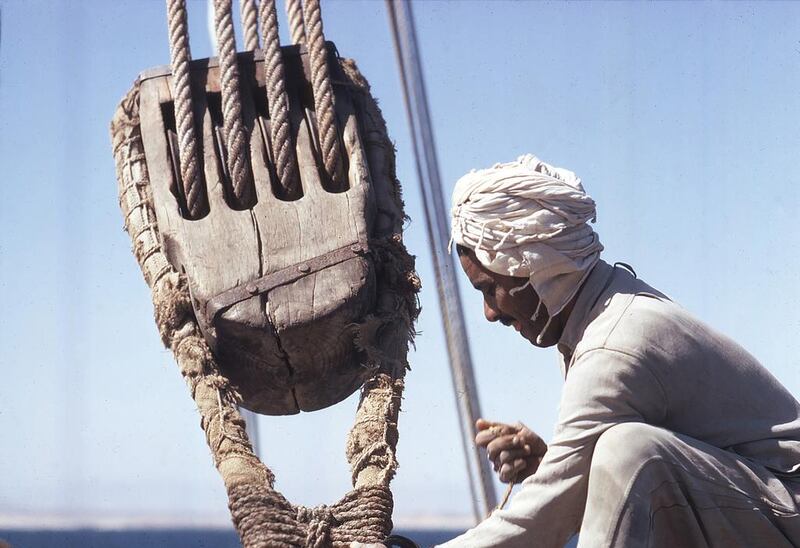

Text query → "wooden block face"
[138,45,378,414]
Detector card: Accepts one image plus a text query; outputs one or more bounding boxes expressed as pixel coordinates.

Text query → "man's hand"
[475,418,547,483]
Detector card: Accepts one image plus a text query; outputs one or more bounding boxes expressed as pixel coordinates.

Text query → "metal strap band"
[205,241,368,323]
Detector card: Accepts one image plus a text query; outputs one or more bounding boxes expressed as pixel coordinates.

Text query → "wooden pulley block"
[136,44,403,415]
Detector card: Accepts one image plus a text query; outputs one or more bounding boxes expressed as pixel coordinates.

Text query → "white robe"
[440,260,800,547]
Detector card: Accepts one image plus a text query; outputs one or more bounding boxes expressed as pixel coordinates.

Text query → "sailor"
[435,154,800,546]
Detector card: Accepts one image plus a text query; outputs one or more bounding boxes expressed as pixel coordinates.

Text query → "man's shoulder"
[573,288,700,364]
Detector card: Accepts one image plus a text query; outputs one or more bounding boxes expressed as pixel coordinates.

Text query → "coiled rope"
[165,0,207,219]
[260,0,301,198]
[303,0,344,188]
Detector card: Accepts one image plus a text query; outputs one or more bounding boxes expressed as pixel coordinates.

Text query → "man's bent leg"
[578,423,800,548]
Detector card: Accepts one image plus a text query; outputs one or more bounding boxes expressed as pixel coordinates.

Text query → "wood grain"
[139,46,378,414]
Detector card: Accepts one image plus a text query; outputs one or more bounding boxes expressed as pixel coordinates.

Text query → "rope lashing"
[285,0,306,45]
[227,483,394,547]
[259,0,301,198]
[165,0,207,219]
[303,0,345,188]
[213,0,255,207]
[239,0,260,51]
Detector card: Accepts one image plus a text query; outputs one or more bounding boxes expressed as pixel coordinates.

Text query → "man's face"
[458,247,553,347]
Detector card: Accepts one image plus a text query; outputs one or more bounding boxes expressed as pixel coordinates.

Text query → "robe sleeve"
[438,348,667,547]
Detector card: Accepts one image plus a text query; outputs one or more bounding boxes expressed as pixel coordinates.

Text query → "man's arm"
[439,348,667,547]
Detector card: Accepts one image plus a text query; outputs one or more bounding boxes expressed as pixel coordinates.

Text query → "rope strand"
[285,0,306,45]
[303,0,344,188]
[239,0,260,50]
[213,0,255,207]
[259,0,301,198]
[166,0,207,218]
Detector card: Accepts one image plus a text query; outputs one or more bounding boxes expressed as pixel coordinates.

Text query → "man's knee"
[591,423,673,482]
[582,424,679,545]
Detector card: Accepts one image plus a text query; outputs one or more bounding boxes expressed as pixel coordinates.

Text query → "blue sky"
[2,0,800,529]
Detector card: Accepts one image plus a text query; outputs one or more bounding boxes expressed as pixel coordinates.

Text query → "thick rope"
[214,0,255,207]
[239,0,260,51]
[285,0,306,45]
[165,0,207,218]
[259,0,301,199]
[303,0,344,188]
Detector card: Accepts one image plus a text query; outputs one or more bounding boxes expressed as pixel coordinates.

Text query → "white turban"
[450,154,603,319]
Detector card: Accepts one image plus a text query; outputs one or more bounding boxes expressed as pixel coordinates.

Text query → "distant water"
[0,528,463,548]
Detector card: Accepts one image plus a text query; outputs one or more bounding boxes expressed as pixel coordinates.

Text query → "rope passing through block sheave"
[302,0,345,190]
[212,0,256,208]
[164,0,342,210]
[165,0,208,219]
[259,0,302,199]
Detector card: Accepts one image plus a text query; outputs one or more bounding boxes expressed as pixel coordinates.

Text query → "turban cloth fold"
[450,154,603,318]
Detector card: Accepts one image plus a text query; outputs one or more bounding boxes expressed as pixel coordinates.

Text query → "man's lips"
[512,320,522,332]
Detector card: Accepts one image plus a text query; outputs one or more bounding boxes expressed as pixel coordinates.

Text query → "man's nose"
[484,300,500,322]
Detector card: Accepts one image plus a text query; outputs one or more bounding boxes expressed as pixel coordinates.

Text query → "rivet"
[246,283,259,295]
[350,244,362,254]
[298,263,310,273]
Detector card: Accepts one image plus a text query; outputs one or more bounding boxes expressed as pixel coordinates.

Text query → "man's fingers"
[476,418,510,432]
[498,447,531,465]
[513,427,547,456]
[499,458,532,483]
[486,435,521,459]
[499,462,518,483]
[476,425,517,446]
[475,429,495,447]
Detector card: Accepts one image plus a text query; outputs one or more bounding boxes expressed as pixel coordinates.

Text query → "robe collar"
[556,259,615,374]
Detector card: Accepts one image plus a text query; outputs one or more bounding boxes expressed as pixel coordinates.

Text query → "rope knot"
[297,505,335,548]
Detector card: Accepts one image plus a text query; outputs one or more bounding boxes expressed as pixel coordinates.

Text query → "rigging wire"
[386,0,498,523]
